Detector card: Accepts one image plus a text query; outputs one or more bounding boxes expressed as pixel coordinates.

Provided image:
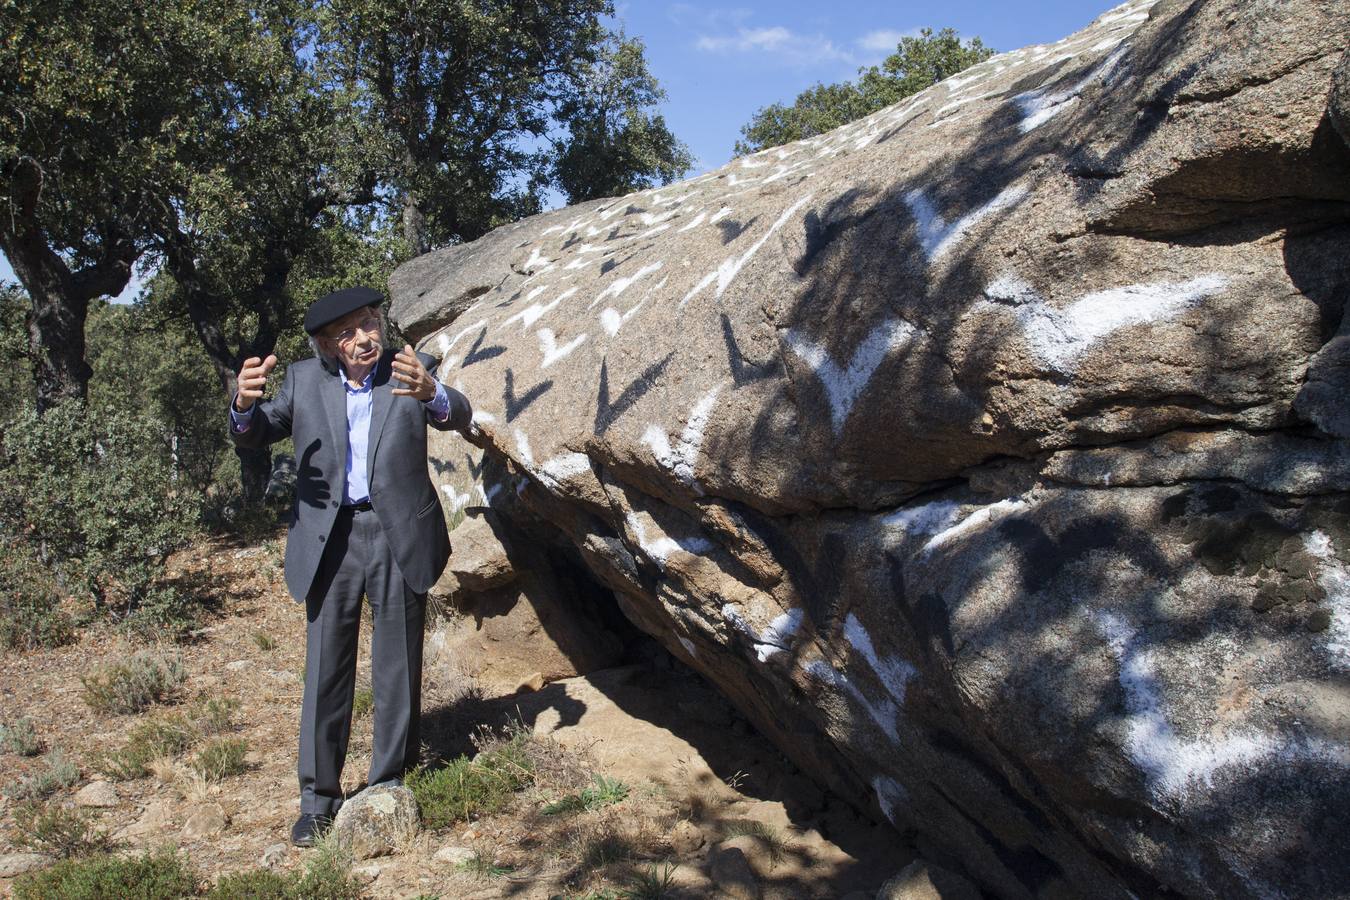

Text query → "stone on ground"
[878,860,981,900]
[331,783,419,859]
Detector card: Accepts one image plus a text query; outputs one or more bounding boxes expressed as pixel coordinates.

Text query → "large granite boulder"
[392,1,1350,897]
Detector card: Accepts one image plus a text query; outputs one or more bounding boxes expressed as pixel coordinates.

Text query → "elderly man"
[229,286,471,846]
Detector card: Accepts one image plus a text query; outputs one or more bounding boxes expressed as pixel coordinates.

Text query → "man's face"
[321,306,383,373]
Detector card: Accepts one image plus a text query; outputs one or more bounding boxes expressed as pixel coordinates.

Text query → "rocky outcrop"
[391,1,1350,897]
[331,784,419,859]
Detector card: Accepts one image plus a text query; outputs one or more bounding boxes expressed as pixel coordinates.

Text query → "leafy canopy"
[735,27,996,155]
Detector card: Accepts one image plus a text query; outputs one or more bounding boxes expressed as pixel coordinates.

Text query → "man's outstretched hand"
[235,355,278,412]
[392,344,437,401]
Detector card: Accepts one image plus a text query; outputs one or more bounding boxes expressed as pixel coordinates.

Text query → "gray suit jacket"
[229,349,470,602]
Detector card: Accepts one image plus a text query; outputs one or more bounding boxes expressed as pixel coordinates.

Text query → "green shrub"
[351,687,373,719]
[191,737,249,781]
[13,802,115,858]
[406,734,534,829]
[0,716,42,755]
[92,715,197,781]
[0,400,202,631]
[252,631,277,651]
[12,848,194,900]
[543,774,629,815]
[191,697,239,736]
[81,652,185,714]
[0,542,74,651]
[9,748,79,800]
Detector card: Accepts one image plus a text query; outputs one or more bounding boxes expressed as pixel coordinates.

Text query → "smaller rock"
[0,853,48,878]
[73,780,119,807]
[721,834,777,877]
[225,659,252,672]
[709,843,760,899]
[182,803,229,840]
[514,671,546,693]
[461,828,479,841]
[877,859,981,900]
[119,801,173,838]
[244,750,265,766]
[670,819,706,856]
[352,862,382,883]
[259,843,288,869]
[434,845,477,865]
[332,783,419,859]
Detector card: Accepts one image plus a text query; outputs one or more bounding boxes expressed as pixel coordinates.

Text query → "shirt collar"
[339,365,374,395]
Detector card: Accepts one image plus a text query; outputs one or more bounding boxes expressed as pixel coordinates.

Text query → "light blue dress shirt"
[231,364,451,507]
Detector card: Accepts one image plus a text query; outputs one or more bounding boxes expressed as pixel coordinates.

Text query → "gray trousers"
[299,506,424,816]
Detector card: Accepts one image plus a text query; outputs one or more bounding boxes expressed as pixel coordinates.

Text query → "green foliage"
[13,802,115,859]
[543,774,630,815]
[252,631,278,652]
[208,834,365,900]
[551,33,693,204]
[0,398,201,630]
[351,687,374,719]
[722,819,787,864]
[12,848,194,900]
[735,27,995,154]
[0,716,42,756]
[190,737,250,782]
[8,749,80,800]
[92,715,197,781]
[0,541,74,651]
[620,862,679,900]
[193,697,240,736]
[406,734,535,829]
[80,652,186,715]
[456,851,514,879]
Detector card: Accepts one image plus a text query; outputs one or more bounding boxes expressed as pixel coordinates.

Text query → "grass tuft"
[81,652,185,714]
[92,715,196,781]
[620,861,679,900]
[722,818,787,864]
[544,774,630,815]
[190,737,249,782]
[0,716,43,756]
[9,748,79,800]
[455,851,514,879]
[205,830,363,898]
[14,802,115,858]
[351,687,374,719]
[252,630,278,651]
[12,848,194,900]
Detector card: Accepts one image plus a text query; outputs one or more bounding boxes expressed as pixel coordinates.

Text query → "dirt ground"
[0,532,911,898]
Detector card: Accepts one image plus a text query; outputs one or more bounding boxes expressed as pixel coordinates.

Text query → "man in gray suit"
[229,286,472,845]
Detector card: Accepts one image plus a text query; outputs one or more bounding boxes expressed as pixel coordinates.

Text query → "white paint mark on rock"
[539,452,592,489]
[905,184,1029,263]
[872,775,910,826]
[923,496,1031,557]
[1013,43,1129,132]
[844,613,918,704]
[804,659,901,742]
[588,261,665,310]
[1303,531,1350,668]
[784,318,919,434]
[505,287,577,330]
[641,386,721,494]
[680,194,814,309]
[537,328,588,368]
[881,499,964,538]
[985,272,1230,373]
[627,512,714,568]
[1092,611,1350,802]
[678,635,698,657]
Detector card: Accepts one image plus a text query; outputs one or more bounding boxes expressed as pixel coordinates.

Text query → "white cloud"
[856,28,918,53]
[674,6,854,67]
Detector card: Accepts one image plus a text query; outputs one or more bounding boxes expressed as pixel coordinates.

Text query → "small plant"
[252,630,277,651]
[192,696,239,736]
[455,851,514,879]
[81,652,185,714]
[722,819,787,864]
[191,737,249,781]
[406,732,534,829]
[352,687,374,719]
[580,831,637,871]
[0,716,42,756]
[9,748,79,800]
[13,848,194,900]
[544,774,630,815]
[92,715,196,781]
[14,802,115,858]
[620,862,679,900]
[0,544,74,651]
[204,831,363,898]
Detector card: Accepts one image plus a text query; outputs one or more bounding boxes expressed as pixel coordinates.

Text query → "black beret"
[304,286,384,335]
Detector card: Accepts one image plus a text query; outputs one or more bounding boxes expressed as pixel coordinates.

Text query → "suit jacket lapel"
[321,363,349,494]
[366,348,396,487]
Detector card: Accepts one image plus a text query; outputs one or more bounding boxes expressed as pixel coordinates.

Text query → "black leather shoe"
[290,813,333,847]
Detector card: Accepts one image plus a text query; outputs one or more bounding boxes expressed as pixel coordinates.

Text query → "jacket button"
[319,536,325,542]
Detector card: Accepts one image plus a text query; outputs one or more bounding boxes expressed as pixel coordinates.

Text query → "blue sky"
[2,0,1124,302]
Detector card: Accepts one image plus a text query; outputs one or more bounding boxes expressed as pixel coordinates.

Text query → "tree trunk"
[236,446,273,503]
[24,270,91,413]
[402,191,431,256]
